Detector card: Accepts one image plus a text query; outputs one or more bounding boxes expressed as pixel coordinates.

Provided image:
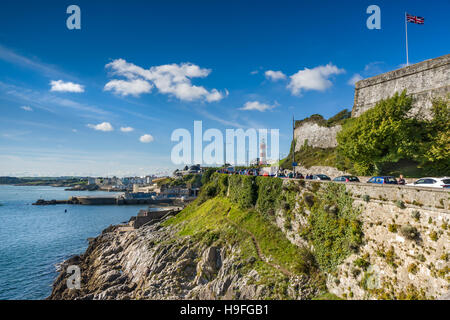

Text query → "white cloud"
[250,70,259,75]
[87,122,113,132]
[120,126,134,132]
[265,70,287,81]
[348,73,363,86]
[287,63,345,95]
[104,79,152,97]
[50,80,84,93]
[139,134,154,143]
[206,89,228,102]
[0,45,76,80]
[104,59,226,102]
[364,61,384,74]
[240,101,276,112]
[20,106,32,111]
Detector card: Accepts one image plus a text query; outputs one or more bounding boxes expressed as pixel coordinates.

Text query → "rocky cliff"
[48,197,321,300]
[49,174,449,300]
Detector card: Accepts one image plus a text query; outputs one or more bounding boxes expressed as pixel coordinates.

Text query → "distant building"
[188,165,201,174]
[145,175,154,184]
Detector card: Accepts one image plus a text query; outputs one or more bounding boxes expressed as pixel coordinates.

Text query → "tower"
[259,138,267,165]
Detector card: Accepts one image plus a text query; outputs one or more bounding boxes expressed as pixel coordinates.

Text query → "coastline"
[48,213,317,300]
[0,185,152,299]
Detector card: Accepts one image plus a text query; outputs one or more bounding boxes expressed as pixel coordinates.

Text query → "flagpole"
[405,12,409,66]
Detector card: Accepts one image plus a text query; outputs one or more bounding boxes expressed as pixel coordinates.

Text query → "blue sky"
[0,0,449,176]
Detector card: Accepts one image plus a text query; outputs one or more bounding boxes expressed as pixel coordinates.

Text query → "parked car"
[333,175,360,183]
[312,174,331,181]
[367,176,398,184]
[407,177,450,189]
[294,173,304,179]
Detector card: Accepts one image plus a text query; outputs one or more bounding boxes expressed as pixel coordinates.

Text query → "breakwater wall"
[33,196,184,206]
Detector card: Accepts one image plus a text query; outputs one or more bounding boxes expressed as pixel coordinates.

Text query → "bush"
[293,247,318,274]
[228,175,257,209]
[196,172,229,204]
[354,257,370,270]
[201,168,217,185]
[419,98,450,175]
[395,200,406,209]
[306,183,363,271]
[400,225,419,240]
[363,195,370,202]
[407,263,418,275]
[411,210,420,221]
[429,231,438,241]
[388,224,398,233]
[337,91,417,175]
[337,93,449,176]
[255,177,283,216]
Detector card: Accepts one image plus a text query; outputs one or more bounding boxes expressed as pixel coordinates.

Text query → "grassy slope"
[163,197,322,299]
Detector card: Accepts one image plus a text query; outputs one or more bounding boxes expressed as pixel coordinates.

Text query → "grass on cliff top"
[164,197,317,279]
[294,109,351,129]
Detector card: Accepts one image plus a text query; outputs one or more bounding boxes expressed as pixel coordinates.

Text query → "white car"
[407,177,450,189]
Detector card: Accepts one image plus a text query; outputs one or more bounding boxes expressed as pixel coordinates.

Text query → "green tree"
[336,91,420,175]
[419,98,450,174]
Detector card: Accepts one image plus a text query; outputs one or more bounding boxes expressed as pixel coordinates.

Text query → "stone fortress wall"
[275,180,449,300]
[294,54,450,150]
[294,122,341,150]
[353,54,450,119]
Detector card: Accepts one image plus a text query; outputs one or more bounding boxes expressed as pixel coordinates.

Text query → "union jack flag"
[406,13,425,24]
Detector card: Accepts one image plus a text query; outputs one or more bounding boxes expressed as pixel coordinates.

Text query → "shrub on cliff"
[400,225,419,240]
[337,92,449,176]
[418,98,450,175]
[197,172,228,204]
[201,168,217,185]
[228,175,257,209]
[255,177,283,217]
[303,183,363,271]
[337,91,419,175]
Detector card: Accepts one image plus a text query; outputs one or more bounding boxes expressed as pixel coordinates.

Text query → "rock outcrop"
[48,217,317,300]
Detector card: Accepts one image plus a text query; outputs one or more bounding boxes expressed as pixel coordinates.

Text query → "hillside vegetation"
[283,92,449,177]
[163,173,365,299]
[337,91,449,176]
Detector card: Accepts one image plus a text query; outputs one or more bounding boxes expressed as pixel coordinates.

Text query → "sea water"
[0,185,149,300]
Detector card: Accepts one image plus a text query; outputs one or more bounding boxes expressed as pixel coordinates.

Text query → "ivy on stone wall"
[302,183,363,272]
[228,175,257,209]
[255,176,283,217]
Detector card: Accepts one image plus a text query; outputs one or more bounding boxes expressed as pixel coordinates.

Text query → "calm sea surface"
[0,185,149,300]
